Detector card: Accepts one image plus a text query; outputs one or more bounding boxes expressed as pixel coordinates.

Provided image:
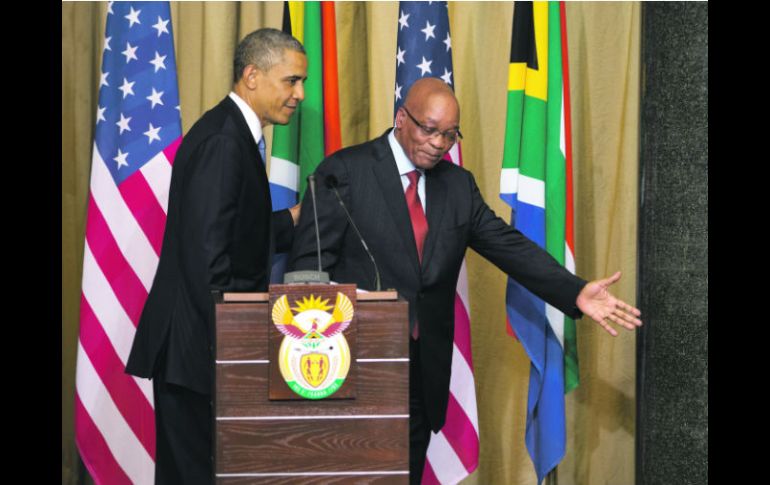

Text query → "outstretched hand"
[576,271,642,336]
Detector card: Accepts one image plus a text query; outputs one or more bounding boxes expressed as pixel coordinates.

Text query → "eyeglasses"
[402,106,463,144]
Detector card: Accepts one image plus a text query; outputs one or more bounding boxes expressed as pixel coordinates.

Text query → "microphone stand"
[326,175,381,291]
[282,174,330,284]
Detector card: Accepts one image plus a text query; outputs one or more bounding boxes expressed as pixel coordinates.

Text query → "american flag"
[75,2,181,483]
[394,2,480,483]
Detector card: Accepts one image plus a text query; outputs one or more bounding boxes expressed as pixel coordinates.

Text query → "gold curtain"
[62,2,639,484]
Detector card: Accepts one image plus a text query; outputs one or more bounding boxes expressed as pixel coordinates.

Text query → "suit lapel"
[371,134,422,278]
[421,166,447,269]
[222,96,262,165]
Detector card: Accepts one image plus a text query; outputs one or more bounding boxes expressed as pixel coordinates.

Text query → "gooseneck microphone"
[282,174,330,284]
[308,174,323,274]
[325,175,382,291]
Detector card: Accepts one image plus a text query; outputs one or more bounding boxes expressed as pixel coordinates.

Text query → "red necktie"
[406,170,428,261]
[405,170,427,339]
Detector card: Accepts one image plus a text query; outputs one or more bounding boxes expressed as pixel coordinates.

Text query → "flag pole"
[546,467,558,485]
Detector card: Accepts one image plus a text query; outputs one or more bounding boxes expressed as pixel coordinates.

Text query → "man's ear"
[242,64,262,89]
[394,107,406,130]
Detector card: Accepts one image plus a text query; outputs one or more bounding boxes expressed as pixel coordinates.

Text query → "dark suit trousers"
[410,340,431,485]
[153,379,212,485]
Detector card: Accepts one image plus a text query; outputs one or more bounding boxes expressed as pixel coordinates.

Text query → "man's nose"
[428,133,449,151]
[293,82,305,101]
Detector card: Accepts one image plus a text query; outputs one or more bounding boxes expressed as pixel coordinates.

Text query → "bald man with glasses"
[290,77,641,484]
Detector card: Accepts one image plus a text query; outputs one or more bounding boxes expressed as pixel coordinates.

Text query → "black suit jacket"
[290,130,586,432]
[126,96,294,395]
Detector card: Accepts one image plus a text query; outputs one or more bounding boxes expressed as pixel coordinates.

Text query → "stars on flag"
[398,10,410,30]
[96,106,106,124]
[396,47,406,67]
[149,51,167,72]
[116,113,132,134]
[394,1,455,114]
[146,88,164,109]
[421,20,436,41]
[113,148,129,169]
[119,77,135,98]
[152,16,170,37]
[144,123,162,144]
[416,56,432,76]
[94,2,181,184]
[125,6,141,28]
[440,67,452,85]
[122,42,138,63]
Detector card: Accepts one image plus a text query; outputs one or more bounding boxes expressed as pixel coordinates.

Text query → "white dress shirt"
[388,130,426,213]
[228,91,264,148]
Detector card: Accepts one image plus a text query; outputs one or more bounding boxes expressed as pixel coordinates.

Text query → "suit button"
[418,292,424,299]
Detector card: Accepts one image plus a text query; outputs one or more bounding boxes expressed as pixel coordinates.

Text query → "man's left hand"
[576,271,642,336]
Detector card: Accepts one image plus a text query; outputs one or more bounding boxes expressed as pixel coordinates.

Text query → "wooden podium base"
[214,289,409,484]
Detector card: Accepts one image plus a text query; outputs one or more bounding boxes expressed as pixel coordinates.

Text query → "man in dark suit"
[126,28,307,484]
[289,77,642,483]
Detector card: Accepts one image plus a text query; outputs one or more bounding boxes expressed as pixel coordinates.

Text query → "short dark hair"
[233,28,305,83]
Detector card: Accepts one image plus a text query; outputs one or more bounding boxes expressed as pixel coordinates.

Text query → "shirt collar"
[388,130,424,177]
[228,91,263,146]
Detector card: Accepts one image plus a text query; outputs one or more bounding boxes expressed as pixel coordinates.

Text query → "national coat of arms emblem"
[271,292,353,399]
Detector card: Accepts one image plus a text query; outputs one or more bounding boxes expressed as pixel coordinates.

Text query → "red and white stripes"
[423,144,480,484]
[75,139,179,484]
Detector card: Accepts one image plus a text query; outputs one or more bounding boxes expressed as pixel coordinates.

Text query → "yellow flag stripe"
[288,1,305,42]
[508,63,527,91]
[507,1,548,102]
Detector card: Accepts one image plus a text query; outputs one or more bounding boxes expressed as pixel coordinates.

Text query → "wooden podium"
[213,286,410,484]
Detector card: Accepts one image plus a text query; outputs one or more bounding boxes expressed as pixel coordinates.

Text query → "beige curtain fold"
[62,3,639,484]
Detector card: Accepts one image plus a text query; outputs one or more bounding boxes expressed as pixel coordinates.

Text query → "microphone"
[282,174,330,284]
[309,174,323,274]
[325,175,381,291]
